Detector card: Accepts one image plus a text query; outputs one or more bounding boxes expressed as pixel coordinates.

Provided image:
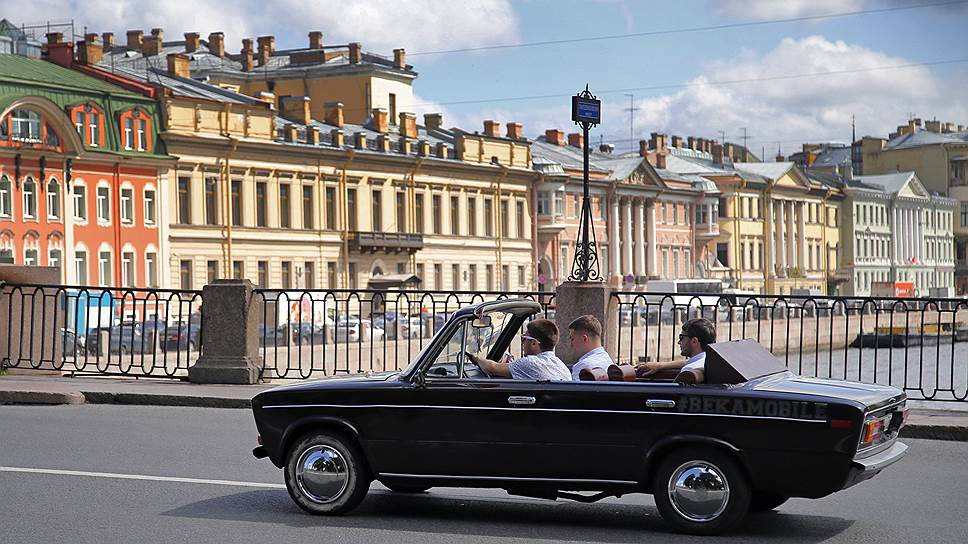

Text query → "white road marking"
[0,466,285,489]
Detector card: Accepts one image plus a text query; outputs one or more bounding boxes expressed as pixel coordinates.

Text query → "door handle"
[508,396,536,405]
[646,399,676,409]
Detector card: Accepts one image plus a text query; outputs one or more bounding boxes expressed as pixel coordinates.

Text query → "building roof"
[102,64,263,105]
[884,127,968,150]
[848,172,919,195]
[811,145,851,168]
[0,53,144,98]
[731,162,794,181]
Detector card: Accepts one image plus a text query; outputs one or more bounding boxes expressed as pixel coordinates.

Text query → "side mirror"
[472,315,493,329]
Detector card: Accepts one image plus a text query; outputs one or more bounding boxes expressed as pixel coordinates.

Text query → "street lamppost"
[568,85,602,282]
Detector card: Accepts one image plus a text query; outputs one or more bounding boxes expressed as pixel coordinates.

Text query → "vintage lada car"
[251,299,908,535]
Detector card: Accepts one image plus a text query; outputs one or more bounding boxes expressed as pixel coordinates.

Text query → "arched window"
[23,232,39,266]
[0,175,11,217]
[22,177,37,219]
[11,109,41,142]
[97,244,113,286]
[69,103,105,147]
[0,231,14,262]
[47,178,61,220]
[119,109,152,152]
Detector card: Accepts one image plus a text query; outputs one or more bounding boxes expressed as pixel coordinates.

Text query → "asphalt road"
[1,404,965,544]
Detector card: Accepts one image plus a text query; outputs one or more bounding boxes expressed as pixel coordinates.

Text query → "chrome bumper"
[844,441,908,488]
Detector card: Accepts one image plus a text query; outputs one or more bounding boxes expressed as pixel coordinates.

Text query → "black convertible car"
[251,299,908,535]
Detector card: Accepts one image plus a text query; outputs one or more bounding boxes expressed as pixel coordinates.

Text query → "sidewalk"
[1,372,966,441]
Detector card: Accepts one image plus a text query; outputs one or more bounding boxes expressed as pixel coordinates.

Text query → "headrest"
[578,367,608,381]
[704,339,786,385]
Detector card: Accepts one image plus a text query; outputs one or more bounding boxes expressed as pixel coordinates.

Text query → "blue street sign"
[572,95,601,125]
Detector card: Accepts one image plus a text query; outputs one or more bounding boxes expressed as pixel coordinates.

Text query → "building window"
[716,242,729,267]
[518,265,526,289]
[120,187,134,224]
[24,248,38,266]
[537,191,550,215]
[467,197,477,236]
[501,265,509,291]
[124,118,133,150]
[179,260,192,290]
[468,264,478,290]
[372,189,382,230]
[122,251,135,287]
[256,182,267,227]
[11,109,41,142]
[145,252,158,287]
[434,263,442,290]
[572,194,580,219]
[484,198,493,237]
[0,176,10,217]
[74,111,84,137]
[279,183,291,228]
[22,177,36,219]
[452,264,461,290]
[554,192,564,215]
[302,185,314,229]
[414,193,424,233]
[231,180,242,226]
[99,251,113,286]
[325,187,336,230]
[206,260,219,284]
[177,176,191,224]
[137,119,147,151]
[516,201,525,239]
[327,262,337,288]
[347,188,357,231]
[501,200,509,237]
[281,261,292,289]
[388,93,397,123]
[396,191,407,232]
[232,260,244,280]
[486,264,494,291]
[143,190,156,225]
[46,179,61,220]
[348,262,358,289]
[205,177,218,225]
[450,195,460,235]
[75,251,88,285]
[89,111,100,146]
[96,186,110,222]
[257,261,268,288]
[304,261,315,289]
[432,195,442,234]
[560,243,569,280]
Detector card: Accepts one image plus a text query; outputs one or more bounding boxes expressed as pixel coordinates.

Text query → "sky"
[5,0,967,158]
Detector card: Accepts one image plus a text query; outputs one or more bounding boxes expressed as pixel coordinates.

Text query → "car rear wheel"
[284,432,370,515]
[653,447,750,535]
[748,491,788,512]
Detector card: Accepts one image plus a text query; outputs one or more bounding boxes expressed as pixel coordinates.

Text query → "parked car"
[290,322,331,345]
[259,324,290,347]
[372,314,420,340]
[252,299,908,535]
[161,320,201,352]
[59,328,86,356]
[334,316,386,343]
[85,323,152,355]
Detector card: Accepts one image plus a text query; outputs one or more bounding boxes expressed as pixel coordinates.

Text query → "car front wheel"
[652,447,751,535]
[284,432,370,515]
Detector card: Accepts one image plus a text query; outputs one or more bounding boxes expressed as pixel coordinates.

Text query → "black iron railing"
[252,289,556,379]
[612,291,968,402]
[0,283,203,378]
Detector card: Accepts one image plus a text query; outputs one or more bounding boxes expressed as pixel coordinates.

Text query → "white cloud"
[714,0,868,20]
[612,35,968,157]
[1,0,520,58]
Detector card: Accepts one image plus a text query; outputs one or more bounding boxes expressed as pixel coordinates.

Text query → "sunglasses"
[678,334,692,341]
[521,335,537,343]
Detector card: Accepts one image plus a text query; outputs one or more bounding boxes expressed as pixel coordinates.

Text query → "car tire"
[284,431,370,516]
[383,483,430,494]
[748,491,788,512]
[652,446,751,535]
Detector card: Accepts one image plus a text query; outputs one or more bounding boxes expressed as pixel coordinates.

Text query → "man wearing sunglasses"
[635,317,716,382]
[467,318,571,380]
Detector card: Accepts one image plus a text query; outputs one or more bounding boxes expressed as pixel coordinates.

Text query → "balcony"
[345,231,424,254]
[694,222,720,238]
[537,214,570,234]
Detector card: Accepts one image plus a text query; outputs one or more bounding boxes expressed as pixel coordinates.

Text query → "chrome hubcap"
[667,460,730,522]
[295,445,349,504]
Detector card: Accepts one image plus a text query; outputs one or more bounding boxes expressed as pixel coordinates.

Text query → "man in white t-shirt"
[636,318,716,382]
[467,318,571,381]
[567,315,613,381]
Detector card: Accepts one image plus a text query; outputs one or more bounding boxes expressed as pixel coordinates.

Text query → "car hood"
[261,371,401,394]
[747,372,904,411]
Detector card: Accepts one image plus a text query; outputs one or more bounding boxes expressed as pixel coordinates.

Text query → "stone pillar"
[892,206,899,264]
[797,202,807,271]
[765,198,775,278]
[554,281,619,365]
[646,200,658,277]
[609,196,621,282]
[777,200,787,270]
[622,198,633,278]
[787,201,796,271]
[188,279,263,384]
[916,209,923,263]
[633,199,645,278]
[0,265,63,370]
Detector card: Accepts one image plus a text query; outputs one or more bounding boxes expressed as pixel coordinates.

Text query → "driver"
[466,318,571,381]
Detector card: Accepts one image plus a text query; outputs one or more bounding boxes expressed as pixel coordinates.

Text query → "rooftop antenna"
[851,114,856,143]
[623,94,639,154]
[740,127,751,156]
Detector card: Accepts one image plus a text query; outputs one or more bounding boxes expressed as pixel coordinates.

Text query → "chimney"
[424,113,443,130]
[926,120,942,133]
[77,34,103,65]
[376,134,391,152]
[255,91,275,108]
[325,102,344,128]
[257,35,275,66]
[655,153,667,169]
[687,136,697,150]
[151,27,164,42]
[399,137,412,155]
[483,120,500,138]
[283,124,298,143]
[418,140,430,157]
[506,122,523,140]
[775,150,785,162]
[712,144,724,165]
[306,126,320,145]
[281,96,312,126]
[650,132,667,153]
[184,32,200,53]
[399,112,417,139]
[599,143,615,154]
[46,32,63,45]
[671,135,683,148]
[207,32,225,57]
[353,132,367,150]
[724,143,735,161]
[102,32,114,50]
[436,142,449,159]
[166,53,190,78]
[126,30,143,50]
[944,122,956,133]
[393,48,406,69]
[142,35,162,56]
[914,118,922,127]
[372,108,388,133]
[567,132,584,148]
[959,125,966,132]
[639,139,649,158]
[308,31,323,49]
[348,42,362,64]
[45,36,72,67]
[545,129,565,146]
[240,39,254,71]
[331,129,344,147]
[908,119,917,134]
